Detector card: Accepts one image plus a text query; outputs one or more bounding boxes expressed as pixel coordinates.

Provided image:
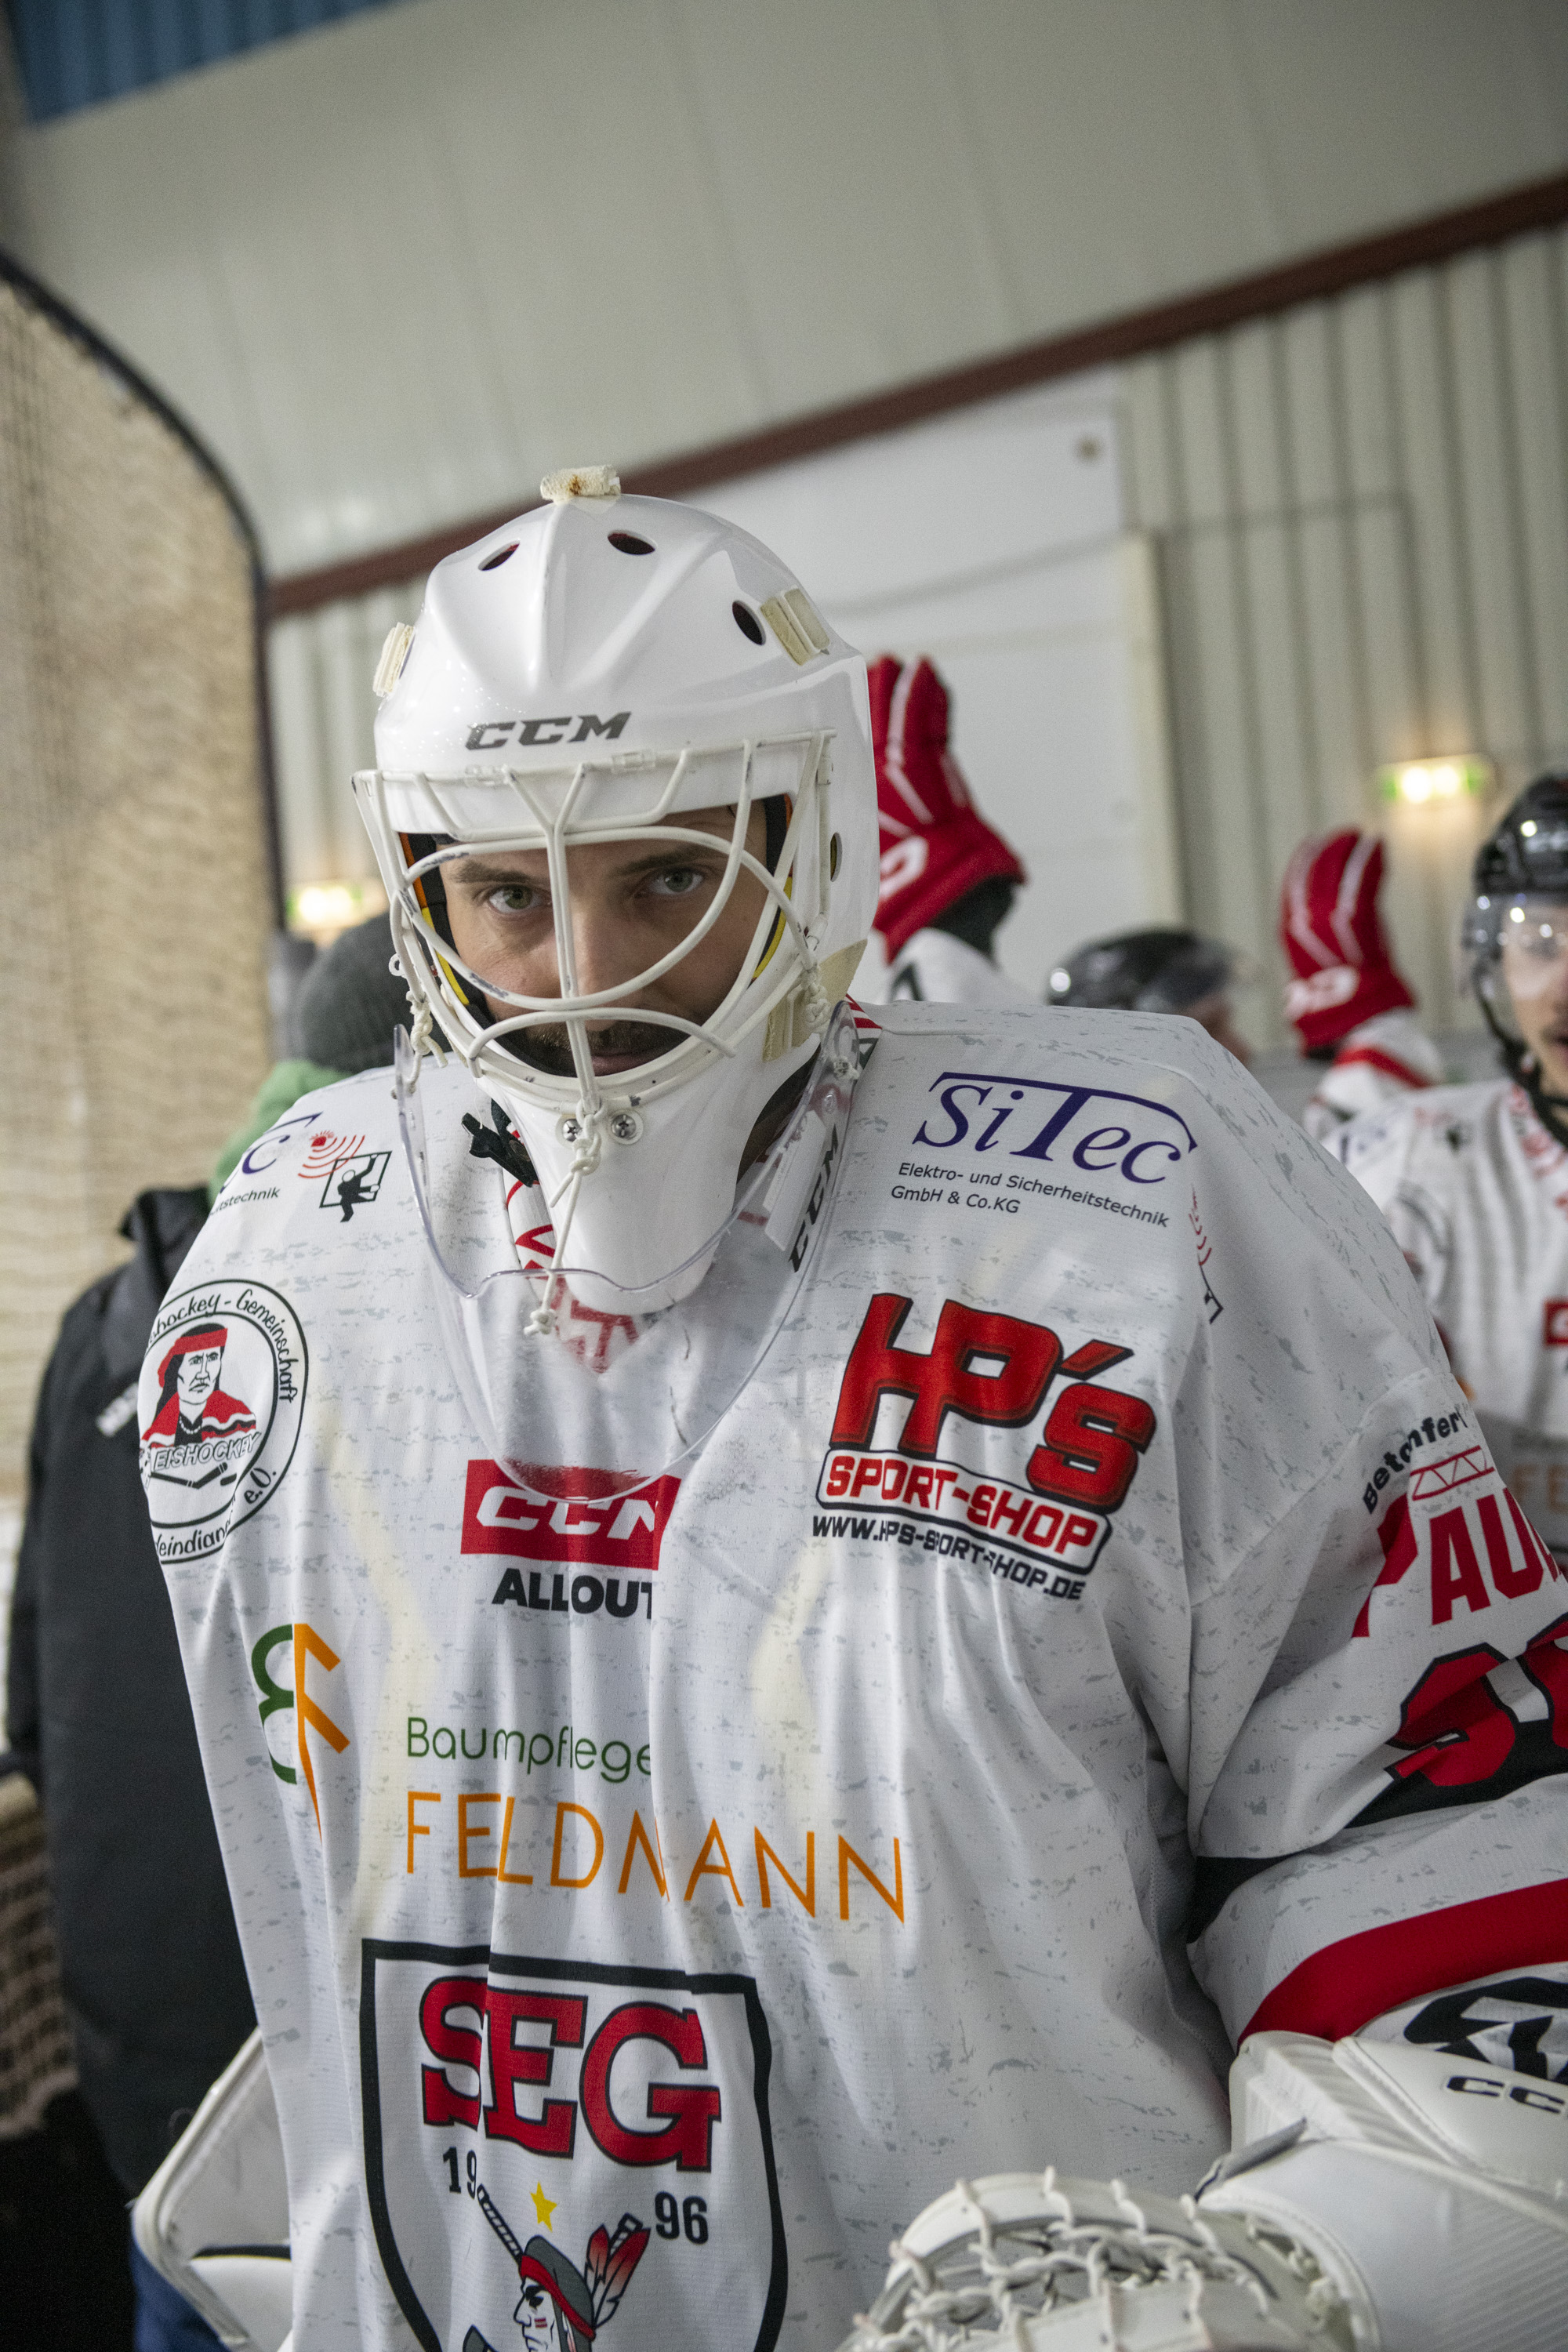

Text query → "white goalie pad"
[834,2169,1352,2350]
[1201,2031,1568,2352]
[131,2028,292,2352]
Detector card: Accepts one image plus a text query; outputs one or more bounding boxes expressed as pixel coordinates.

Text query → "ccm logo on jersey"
[462,1462,680,1573]
[1543,1300,1568,1346]
[913,1072,1196,1187]
[466,711,630,751]
[816,1294,1154,1598]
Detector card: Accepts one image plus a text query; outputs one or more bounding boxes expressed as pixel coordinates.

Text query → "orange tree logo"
[251,1621,350,1831]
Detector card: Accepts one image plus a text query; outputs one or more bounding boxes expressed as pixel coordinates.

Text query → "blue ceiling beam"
[5,0,409,122]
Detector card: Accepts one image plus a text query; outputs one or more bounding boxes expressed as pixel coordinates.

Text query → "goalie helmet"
[355,472,877,1310]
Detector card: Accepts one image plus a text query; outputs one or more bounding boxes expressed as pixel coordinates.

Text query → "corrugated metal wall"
[269,222,1568,1042]
[1123,223,1568,1040]
[268,575,423,904]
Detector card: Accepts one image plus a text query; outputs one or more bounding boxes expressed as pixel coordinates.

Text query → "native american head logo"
[140,1322,257,1449]
[464,2185,648,2352]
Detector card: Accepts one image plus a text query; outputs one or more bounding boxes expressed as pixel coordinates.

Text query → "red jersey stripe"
[1241,1878,1568,2042]
[1330,1044,1435,1087]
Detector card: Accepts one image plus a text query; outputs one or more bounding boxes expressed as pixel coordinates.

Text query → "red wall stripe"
[268,168,1568,620]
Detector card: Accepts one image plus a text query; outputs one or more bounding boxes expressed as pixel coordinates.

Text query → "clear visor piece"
[394,1007,862,1501]
[1492,898,1568,1000]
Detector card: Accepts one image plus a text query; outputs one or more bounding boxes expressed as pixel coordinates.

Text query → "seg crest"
[138,1279,307,1563]
[361,1943,786,2352]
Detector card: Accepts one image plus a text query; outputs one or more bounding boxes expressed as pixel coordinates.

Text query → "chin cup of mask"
[395,1005,863,1500]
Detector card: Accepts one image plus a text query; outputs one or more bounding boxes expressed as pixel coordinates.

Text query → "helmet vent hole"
[479,543,517,572]
[829,832,842,878]
[608,531,655,556]
[732,601,766,645]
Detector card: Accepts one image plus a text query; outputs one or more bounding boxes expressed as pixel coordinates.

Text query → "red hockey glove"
[1279,828,1417,1052]
[869,655,1024,960]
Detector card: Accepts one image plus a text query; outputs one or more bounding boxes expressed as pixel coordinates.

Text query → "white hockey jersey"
[1331,1074,1568,1566]
[1301,1008,1445,1143]
[143,1007,1568,2352]
[860,925,1035,1009]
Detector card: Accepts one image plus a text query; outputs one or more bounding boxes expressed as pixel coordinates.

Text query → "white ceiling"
[2,0,1566,575]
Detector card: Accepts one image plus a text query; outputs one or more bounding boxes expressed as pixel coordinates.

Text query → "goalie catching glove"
[838,2024,1568,2350]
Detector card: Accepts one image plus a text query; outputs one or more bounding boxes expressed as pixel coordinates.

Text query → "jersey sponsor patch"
[249,1618,350,1824]
[815,1294,1153,1599]
[361,1943,786,2352]
[297,1125,365,1178]
[1355,1456,1559,1636]
[816,1454,1111,1581]
[461,1464,680,1573]
[911,1069,1197,1190]
[1359,1406,1479,1515]
[138,1279,307,1563]
[318,1149,391,1221]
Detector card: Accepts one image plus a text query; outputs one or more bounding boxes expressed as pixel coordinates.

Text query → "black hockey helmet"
[1466,772,1568,1138]
[1466,773,1568,953]
[1047,926,1238,1015]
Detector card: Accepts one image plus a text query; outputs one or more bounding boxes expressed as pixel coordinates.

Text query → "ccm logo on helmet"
[466,712,631,751]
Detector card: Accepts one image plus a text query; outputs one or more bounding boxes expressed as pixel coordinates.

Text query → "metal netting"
[0,255,277,1504]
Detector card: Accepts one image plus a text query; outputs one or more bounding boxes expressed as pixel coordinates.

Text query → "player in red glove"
[862,654,1030,1006]
[1279,827,1443,1138]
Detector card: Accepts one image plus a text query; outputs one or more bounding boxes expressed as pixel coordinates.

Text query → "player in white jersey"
[140,478,1566,2352]
[1334,776,1568,1576]
[858,654,1032,1010]
[1281,826,1443,1142]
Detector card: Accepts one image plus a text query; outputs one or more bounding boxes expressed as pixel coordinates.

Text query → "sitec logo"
[913,1071,1196,1186]
[461,1463,680,1573]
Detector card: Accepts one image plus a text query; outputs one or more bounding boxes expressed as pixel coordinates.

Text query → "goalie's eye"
[644,864,710,898]
[483,879,544,915]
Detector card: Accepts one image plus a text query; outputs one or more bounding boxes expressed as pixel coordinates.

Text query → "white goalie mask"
[356,472,877,1317]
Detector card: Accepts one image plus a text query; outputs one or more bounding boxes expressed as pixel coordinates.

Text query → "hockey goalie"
[136,475,1566,2352]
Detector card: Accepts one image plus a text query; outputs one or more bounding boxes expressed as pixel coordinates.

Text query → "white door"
[696,376,1182,996]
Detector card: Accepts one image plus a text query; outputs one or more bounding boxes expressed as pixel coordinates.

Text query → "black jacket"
[5,1189,255,2192]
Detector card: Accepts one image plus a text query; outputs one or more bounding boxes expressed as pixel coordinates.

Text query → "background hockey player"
[1046,923,1255,1063]
[5,908,412,2351]
[861,652,1031,1006]
[1334,771,1568,1572]
[139,479,1566,2352]
[1280,825,1443,1139]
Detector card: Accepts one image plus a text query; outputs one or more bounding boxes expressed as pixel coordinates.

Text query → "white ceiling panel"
[2,0,1564,573]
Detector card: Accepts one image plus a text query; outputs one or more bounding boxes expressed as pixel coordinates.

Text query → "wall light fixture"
[1376,756,1494,806]
[288,876,389,946]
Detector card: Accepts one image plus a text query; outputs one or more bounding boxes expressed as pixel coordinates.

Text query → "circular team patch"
[138,1279,307,1563]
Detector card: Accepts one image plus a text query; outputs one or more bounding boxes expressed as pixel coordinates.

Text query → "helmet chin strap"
[1478,988,1568,1149]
